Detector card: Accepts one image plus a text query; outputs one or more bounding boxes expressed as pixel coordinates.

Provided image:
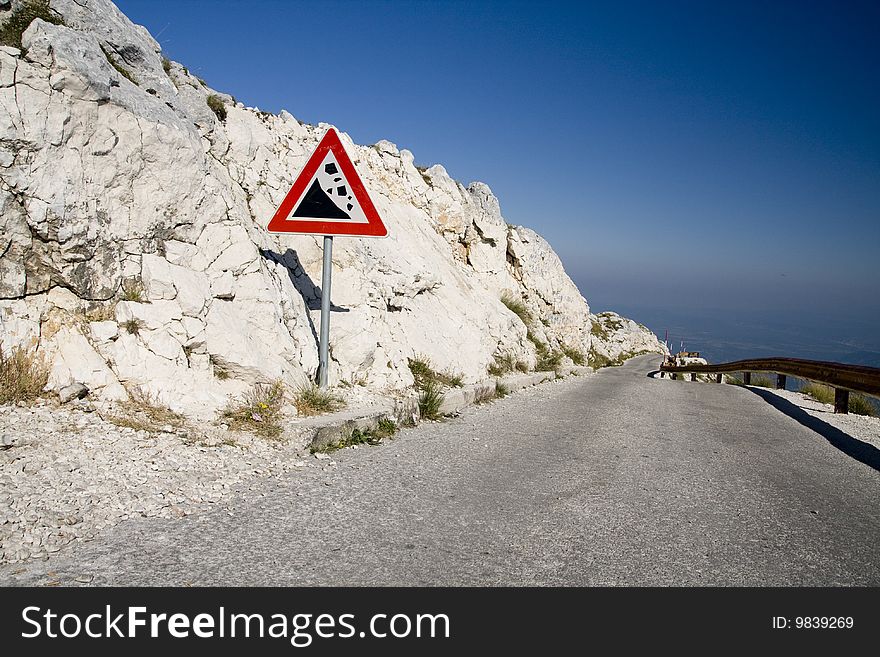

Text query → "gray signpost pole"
[318,236,333,389]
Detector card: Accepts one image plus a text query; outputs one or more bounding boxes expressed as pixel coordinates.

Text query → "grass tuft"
[500,292,531,324]
[0,0,63,50]
[407,355,462,389]
[120,278,146,302]
[293,383,343,416]
[221,380,285,438]
[104,388,186,434]
[161,56,172,74]
[0,342,49,405]
[121,318,143,335]
[418,379,444,420]
[206,94,227,121]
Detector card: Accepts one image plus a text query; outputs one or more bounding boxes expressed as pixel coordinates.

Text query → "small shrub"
[120,278,146,302]
[500,292,531,324]
[221,380,285,438]
[161,56,172,74]
[0,342,49,404]
[207,94,227,121]
[294,383,343,416]
[100,44,138,85]
[122,318,143,335]
[418,379,444,420]
[561,345,585,366]
[0,0,63,50]
[495,381,509,398]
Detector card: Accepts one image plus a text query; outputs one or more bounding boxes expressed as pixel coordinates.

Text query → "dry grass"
[104,388,186,433]
[0,342,49,405]
[221,380,286,438]
[293,383,343,417]
[800,382,876,417]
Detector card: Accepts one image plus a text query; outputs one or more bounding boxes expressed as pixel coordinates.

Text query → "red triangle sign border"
[266,128,388,238]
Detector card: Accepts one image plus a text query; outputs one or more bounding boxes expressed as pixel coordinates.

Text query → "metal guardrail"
[659,357,880,414]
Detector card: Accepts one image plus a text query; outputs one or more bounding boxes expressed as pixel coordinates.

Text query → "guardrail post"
[715,373,722,383]
[690,373,697,381]
[776,374,786,390]
[743,372,751,385]
[834,388,849,414]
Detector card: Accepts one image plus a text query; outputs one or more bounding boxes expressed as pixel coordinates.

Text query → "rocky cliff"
[0,0,664,418]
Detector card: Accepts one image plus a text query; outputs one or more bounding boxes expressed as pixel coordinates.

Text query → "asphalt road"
[4,355,879,585]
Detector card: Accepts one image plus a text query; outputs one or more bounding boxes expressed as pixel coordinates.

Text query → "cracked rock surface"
[1,0,665,419]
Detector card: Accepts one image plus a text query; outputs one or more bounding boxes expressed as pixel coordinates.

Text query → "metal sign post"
[318,236,333,389]
[266,128,389,390]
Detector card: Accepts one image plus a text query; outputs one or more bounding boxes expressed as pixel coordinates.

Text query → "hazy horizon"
[116,0,880,364]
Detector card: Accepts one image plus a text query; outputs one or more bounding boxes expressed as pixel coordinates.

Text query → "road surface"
[3,354,878,585]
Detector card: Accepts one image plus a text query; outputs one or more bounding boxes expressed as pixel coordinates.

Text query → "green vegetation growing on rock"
[221,380,286,438]
[0,0,63,50]
[100,44,138,85]
[206,94,227,121]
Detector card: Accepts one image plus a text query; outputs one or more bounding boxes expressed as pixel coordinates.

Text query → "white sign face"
[285,151,369,224]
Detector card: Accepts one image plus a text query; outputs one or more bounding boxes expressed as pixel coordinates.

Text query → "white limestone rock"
[0,0,665,420]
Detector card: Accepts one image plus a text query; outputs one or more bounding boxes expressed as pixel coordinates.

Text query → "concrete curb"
[303,366,594,452]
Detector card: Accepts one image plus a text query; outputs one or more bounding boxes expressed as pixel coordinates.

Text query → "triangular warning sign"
[267,128,388,237]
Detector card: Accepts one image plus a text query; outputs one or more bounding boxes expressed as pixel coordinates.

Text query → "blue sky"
[116,0,880,356]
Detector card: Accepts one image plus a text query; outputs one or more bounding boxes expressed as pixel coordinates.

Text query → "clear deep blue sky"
[116,0,880,359]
